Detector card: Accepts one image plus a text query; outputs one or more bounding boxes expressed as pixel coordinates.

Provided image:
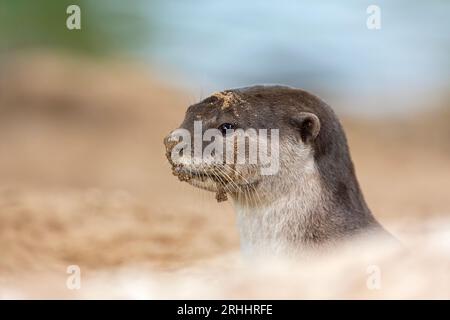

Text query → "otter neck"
[231,162,327,257]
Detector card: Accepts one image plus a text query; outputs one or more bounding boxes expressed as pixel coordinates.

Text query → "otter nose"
[163,133,170,148]
[164,130,181,164]
[164,130,178,148]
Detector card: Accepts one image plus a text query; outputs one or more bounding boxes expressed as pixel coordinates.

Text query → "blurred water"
[141,0,450,115]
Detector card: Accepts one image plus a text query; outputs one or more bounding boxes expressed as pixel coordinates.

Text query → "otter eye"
[218,123,235,136]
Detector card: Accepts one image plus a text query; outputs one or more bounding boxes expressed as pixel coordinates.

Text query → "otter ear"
[291,112,320,144]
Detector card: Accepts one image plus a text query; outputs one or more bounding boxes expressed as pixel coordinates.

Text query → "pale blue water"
[140,0,450,115]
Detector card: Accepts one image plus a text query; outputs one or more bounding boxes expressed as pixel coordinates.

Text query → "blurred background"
[0,0,449,298]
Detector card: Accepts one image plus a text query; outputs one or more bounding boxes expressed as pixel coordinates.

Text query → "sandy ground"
[0,53,449,299]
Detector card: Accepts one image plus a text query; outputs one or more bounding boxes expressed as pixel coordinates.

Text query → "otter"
[164,85,392,256]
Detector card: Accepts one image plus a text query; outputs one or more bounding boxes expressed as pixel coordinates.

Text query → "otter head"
[163,85,331,205]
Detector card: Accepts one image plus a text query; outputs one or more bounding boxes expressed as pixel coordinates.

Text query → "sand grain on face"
[212,91,248,110]
[215,188,228,202]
